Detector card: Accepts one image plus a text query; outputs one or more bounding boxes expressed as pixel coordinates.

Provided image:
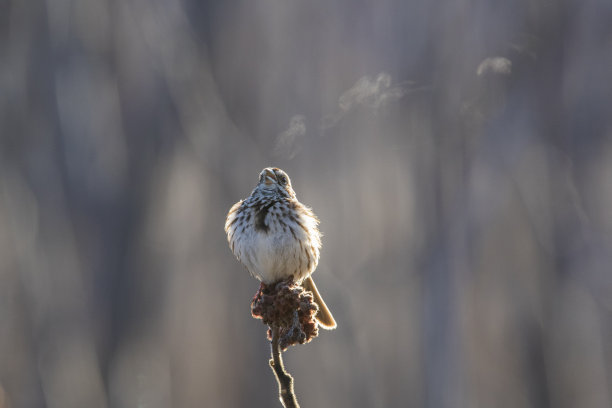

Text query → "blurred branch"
[269,326,300,408]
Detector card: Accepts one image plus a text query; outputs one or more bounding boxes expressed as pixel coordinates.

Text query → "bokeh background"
[2,0,612,407]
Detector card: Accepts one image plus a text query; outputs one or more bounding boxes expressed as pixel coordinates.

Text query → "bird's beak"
[263,169,276,185]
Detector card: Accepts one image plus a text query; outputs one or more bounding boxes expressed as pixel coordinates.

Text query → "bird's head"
[255,167,296,199]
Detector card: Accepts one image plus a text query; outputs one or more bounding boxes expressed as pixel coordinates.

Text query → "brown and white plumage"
[225,167,336,329]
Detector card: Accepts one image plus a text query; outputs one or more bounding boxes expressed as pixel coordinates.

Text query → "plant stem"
[269,326,300,408]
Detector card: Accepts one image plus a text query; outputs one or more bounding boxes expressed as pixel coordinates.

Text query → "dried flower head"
[251,277,319,350]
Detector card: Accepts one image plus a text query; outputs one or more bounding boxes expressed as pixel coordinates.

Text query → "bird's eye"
[278,175,287,185]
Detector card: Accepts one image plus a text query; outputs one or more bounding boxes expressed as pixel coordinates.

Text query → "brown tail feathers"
[302,276,337,330]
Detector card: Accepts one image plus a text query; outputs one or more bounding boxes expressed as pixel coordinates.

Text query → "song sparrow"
[225,167,336,329]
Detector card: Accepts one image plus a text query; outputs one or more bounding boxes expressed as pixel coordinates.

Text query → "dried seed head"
[251,278,319,350]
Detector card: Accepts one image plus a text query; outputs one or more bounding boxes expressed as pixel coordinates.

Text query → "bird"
[225,167,336,329]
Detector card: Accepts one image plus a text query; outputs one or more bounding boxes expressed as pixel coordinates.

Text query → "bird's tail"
[302,276,337,330]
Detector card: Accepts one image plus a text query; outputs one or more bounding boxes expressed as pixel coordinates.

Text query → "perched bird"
[225,167,336,329]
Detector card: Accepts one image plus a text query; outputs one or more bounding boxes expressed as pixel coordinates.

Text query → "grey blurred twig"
[269,326,300,408]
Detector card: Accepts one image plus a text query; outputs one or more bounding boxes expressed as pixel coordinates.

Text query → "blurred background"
[1,0,612,407]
